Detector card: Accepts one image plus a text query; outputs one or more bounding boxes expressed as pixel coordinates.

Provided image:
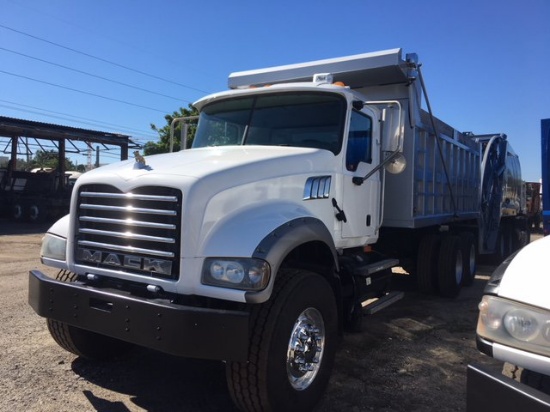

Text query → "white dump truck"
[29,49,527,411]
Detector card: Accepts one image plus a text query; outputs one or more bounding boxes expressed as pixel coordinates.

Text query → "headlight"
[201,258,270,291]
[40,233,67,261]
[477,295,550,357]
[504,309,539,341]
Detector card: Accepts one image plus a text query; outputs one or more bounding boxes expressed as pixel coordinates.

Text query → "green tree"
[147,104,199,155]
[29,150,76,171]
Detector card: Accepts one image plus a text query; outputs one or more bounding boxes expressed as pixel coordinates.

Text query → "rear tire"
[28,203,48,223]
[46,270,133,360]
[493,227,512,264]
[416,234,441,294]
[12,203,25,222]
[437,235,463,298]
[226,269,338,412]
[512,227,529,253]
[460,232,477,287]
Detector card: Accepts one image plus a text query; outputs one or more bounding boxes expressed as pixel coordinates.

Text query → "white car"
[470,236,550,410]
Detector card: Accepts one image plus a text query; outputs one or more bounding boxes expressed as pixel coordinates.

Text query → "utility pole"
[86,143,92,171]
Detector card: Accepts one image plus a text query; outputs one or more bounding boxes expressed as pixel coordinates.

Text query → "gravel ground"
[0,220,517,412]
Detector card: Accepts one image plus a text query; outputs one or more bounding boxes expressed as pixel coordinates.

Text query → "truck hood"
[497,236,550,310]
[77,146,336,187]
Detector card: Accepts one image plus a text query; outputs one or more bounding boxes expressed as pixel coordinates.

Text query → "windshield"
[192,92,346,154]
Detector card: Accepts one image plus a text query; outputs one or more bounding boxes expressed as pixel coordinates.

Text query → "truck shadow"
[69,275,494,412]
[71,347,239,412]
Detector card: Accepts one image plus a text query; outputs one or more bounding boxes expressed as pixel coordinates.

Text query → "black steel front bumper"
[28,270,250,361]
[467,364,550,412]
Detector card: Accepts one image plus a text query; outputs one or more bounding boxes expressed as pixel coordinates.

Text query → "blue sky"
[1,0,548,181]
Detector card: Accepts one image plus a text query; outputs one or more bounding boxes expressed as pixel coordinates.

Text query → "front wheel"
[47,319,134,360]
[226,269,338,412]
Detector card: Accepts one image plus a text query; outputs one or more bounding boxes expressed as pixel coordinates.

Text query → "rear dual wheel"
[494,228,512,264]
[28,203,48,223]
[11,202,49,223]
[493,224,527,264]
[460,232,477,287]
[417,233,473,297]
[416,234,441,294]
[437,235,464,298]
[12,203,24,222]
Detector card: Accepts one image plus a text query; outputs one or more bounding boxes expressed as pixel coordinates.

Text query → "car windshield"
[192,92,345,154]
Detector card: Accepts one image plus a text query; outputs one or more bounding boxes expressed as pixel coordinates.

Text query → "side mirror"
[354,100,406,185]
[384,152,407,174]
[381,105,403,153]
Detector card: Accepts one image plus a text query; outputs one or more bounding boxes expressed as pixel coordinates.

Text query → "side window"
[346,111,372,171]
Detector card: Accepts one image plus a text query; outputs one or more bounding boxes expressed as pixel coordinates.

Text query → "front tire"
[226,269,338,412]
[46,270,133,360]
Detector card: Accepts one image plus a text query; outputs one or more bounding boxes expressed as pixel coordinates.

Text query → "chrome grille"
[75,184,182,279]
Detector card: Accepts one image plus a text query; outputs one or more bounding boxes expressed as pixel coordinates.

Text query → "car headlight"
[477,295,550,357]
[201,258,270,291]
[40,233,67,261]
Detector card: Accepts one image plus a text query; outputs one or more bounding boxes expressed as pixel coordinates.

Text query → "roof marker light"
[313,73,333,84]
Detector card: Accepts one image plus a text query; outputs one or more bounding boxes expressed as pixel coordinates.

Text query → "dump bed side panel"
[382,111,480,229]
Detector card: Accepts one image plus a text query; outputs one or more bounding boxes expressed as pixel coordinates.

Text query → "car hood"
[497,236,550,310]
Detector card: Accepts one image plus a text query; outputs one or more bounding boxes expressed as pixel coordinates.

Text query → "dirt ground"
[0,219,523,412]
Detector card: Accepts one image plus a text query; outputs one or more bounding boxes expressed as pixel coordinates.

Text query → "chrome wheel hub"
[286,307,325,390]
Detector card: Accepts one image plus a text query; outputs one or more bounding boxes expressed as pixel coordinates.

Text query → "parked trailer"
[2,168,75,222]
[28,49,526,411]
[0,117,137,222]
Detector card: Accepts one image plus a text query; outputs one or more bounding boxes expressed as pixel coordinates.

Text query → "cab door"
[341,107,381,242]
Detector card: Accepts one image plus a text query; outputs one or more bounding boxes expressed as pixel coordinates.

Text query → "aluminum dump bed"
[230,48,485,229]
